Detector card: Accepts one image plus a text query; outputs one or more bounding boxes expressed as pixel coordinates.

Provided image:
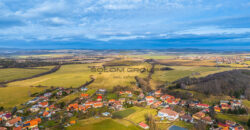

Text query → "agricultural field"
[125,107,157,124]
[16,54,74,59]
[67,118,139,130]
[0,85,45,109]
[112,107,136,118]
[127,55,176,59]
[0,66,54,83]
[88,63,151,90]
[154,59,217,66]
[150,65,233,88]
[7,64,95,88]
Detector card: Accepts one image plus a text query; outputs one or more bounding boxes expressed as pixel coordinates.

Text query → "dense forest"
[174,69,250,100]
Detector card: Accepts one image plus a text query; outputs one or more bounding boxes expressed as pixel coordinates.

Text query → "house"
[201,116,213,124]
[180,114,193,123]
[221,104,231,110]
[43,111,51,117]
[119,91,125,95]
[192,111,205,120]
[0,111,4,117]
[214,106,221,112]
[56,91,63,96]
[97,96,102,101]
[138,122,149,129]
[152,101,162,108]
[138,93,145,98]
[38,101,48,108]
[196,103,209,109]
[80,93,89,99]
[70,120,76,125]
[158,108,179,121]
[225,120,236,127]
[44,92,52,97]
[93,102,103,108]
[145,96,154,105]
[160,94,175,101]
[146,96,154,101]
[125,91,132,94]
[27,97,40,104]
[218,122,230,129]
[179,100,187,106]
[102,112,110,116]
[113,101,123,110]
[2,113,11,120]
[5,117,22,127]
[30,105,40,112]
[119,98,126,104]
[23,118,41,129]
[67,103,79,111]
[147,100,154,105]
[80,87,88,91]
[109,99,115,103]
[165,98,179,105]
[231,100,241,107]
[220,100,229,105]
[155,90,161,97]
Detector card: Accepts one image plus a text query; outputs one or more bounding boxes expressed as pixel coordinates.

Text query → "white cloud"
[99,35,145,41]
[176,26,250,35]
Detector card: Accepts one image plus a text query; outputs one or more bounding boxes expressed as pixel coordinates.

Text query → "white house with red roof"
[158,108,179,121]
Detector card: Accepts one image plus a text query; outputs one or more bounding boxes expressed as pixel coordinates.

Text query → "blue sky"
[0,0,250,49]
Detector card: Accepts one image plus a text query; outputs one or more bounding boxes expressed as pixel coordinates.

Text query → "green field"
[127,55,176,59]
[0,85,45,109]
[113,108,136,118]
[151,65,233,88]
[125,107,157,124]
[8,64,94,88]
[88,63,151,90]
[67,118,139,130]
[0,66,53,83]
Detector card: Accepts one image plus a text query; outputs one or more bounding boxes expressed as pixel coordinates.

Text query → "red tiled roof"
[138,122,149,128]
[159,108,178,117]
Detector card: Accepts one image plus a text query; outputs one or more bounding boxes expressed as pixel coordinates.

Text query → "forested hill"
[174,69,250,100]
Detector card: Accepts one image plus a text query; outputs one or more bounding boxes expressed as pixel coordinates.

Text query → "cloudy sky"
[0,0,250,49]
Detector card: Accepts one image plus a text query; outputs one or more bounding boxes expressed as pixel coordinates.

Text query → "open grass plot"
[0,66,53,83]
[8,64,94,88]
[88,63,151,90]
[151,65,233,86]
[0,86,45,109]
[67,118,139,130]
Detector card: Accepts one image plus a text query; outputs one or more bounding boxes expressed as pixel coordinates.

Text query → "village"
[0,84,248,130]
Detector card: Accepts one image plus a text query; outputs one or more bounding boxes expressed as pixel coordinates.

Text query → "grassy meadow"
[67,118,139,130]
[88,63,151,90]
[0,66,53,83]
[150,65,233,88]
[0,86,45,109]
[7,64,94,88]
[125,107,157,124]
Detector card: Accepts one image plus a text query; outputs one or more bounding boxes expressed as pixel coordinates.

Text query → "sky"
[0,0,250,49]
